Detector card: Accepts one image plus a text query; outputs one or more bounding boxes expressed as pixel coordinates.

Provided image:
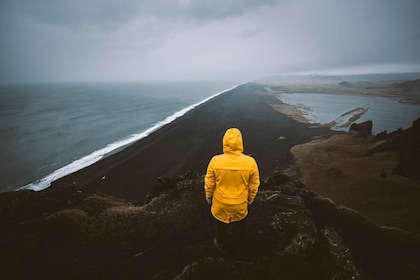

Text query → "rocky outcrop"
[366,117,420,179]
[393,118,420,179]
[349,120,373,137]
[1,173,420,279]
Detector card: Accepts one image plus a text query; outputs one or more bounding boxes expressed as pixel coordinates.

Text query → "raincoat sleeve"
[248,160,260,201]
[204,158,216,197]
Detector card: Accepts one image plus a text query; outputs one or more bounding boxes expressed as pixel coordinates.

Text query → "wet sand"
[52,83,334,202]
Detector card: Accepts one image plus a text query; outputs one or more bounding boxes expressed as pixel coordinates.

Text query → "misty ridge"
[259,72,420,82]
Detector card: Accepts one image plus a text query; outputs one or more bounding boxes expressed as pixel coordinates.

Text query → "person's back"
[204,128,260,253]
[206,145,259,205]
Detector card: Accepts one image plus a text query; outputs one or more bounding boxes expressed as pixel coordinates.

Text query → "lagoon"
[276,92,420,134]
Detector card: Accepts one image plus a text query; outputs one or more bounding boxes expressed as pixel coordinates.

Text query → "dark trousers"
[215,217,247,250]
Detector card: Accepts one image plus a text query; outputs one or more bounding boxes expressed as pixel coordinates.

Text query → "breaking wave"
[22,83,243,191]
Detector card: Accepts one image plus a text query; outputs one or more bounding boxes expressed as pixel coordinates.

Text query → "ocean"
[276,92,420,134]
[0,81,239,192]
[2,82,419,194]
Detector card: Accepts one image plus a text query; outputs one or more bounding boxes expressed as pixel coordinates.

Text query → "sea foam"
[22,83,243,191]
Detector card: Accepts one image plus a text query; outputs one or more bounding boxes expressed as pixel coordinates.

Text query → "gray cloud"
[1,0,419,83]
[2,0,279,28]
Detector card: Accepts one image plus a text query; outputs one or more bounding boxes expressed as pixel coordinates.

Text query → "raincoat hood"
[205,127,260,222]
[222,128,244,154]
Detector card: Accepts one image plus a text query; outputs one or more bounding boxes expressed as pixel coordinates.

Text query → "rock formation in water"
[349,120,373,137]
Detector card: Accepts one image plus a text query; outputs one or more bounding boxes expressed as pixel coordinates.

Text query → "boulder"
[393,117,420,179]
[349,120,373,137]
[366,117,420,180]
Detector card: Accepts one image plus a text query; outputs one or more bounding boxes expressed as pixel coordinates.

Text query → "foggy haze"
[1,0,420,83]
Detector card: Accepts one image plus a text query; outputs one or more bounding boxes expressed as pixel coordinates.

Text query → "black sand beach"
[52,83,334,201]
[4,81,420,279]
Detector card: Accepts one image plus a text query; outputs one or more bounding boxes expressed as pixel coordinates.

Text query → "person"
[204,128,260,253]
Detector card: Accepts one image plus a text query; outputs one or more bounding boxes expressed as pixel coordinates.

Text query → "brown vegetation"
[290,133,420,233]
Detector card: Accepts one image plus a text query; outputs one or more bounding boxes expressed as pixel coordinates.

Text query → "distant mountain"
[259,72,420,82]
[389,78,420,92]
[337,73,420,82]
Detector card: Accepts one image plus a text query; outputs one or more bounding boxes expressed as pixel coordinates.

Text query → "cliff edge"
[1,172,420,280]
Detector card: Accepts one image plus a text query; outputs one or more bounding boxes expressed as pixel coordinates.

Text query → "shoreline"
[52,83,336,201]
[22,83,243,192]
[258,82,420,134]
[259,79,420,232]
[15,79,420,232]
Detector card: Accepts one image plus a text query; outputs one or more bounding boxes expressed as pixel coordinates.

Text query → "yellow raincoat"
[204,128,260,223]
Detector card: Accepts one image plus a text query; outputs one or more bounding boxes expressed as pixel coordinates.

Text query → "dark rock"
[262,172,311,197]
[366,128,406,156]
[349,120,373,137]
[148,171,200,201]
[371,128,404,143]
[393,118,420,179]
[324,167,346,178]
[366,137,399,156]
[366,118,420,180]
[1,173,420,279]
[315,227,360,279]
[303,196,420,280]
[372,130,388,141]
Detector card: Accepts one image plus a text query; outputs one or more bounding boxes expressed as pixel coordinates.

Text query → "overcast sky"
[1,0,420,83]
